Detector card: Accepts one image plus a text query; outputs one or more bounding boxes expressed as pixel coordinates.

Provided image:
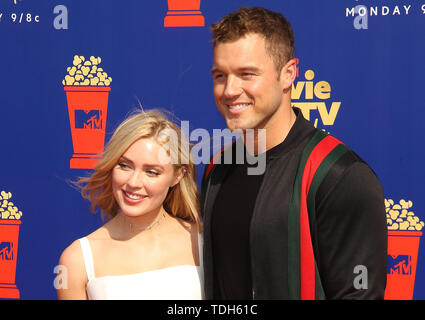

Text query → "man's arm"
[315,161,387,299]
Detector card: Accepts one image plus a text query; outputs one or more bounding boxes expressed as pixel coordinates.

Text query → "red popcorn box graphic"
[0,220,21,299]
[385,230,422,300]
[64,86,111,169]
[164,0,205,27]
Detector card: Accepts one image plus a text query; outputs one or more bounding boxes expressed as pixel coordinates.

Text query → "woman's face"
[111,138,180,218]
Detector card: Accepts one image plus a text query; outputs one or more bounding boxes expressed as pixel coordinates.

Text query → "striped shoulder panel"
[288,130,350,300]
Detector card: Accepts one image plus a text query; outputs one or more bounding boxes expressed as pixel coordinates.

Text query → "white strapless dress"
[78,236,204,300]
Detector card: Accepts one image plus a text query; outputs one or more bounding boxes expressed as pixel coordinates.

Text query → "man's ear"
[279,58,297,91]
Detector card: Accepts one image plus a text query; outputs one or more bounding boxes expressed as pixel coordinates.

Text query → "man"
[201,7,387,299]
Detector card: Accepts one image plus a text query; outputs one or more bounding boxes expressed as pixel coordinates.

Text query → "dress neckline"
[88,264,202,283]
[80,232,203,282]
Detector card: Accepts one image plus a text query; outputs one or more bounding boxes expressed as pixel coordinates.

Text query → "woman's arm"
[56,240,89,300]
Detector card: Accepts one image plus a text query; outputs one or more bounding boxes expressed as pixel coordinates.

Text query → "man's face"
[211,33,285,132]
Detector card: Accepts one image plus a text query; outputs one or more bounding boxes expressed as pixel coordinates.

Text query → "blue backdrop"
[0,0,424,299]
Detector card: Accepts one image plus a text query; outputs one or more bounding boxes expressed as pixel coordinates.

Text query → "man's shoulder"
[295,129,380,193]
[305,129,368,168]
[313,137,383,205]
[320,133,373,175]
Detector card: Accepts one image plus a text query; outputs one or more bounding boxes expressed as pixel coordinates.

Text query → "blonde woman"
[57,110,203,300]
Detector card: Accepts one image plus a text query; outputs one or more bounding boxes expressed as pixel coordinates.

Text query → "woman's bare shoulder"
[57,239,88,299]
[59,239,83,266]
[59,220,112,266]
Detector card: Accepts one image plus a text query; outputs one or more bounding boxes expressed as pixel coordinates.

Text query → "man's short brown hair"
[211,7,295,74]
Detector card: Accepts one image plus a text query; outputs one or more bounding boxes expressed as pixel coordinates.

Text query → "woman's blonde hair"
[75,109,201,232]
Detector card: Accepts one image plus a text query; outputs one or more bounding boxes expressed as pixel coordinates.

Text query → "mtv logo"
[388,254,412,275]
[0,242,14,261]
[75,110,103,129]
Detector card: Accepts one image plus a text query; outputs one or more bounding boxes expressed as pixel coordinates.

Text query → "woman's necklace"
[129,212,166,231]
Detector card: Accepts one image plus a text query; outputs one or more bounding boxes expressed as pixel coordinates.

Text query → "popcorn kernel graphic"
[63,55,112,87]
[0,191,22,221]
[385,199,424,231]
